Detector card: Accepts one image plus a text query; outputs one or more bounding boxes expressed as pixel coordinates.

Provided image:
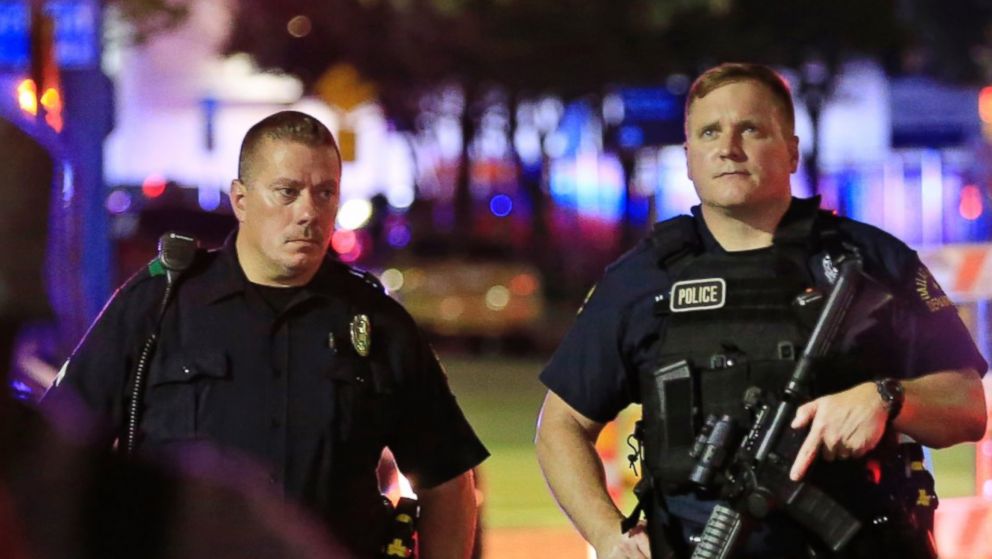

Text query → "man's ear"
[789,135,800,173]
[230,179,248,222]
[684,143,694,182]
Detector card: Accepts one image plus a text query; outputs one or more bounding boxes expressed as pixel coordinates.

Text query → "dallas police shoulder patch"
[670,278,726,313]
[914,265,953,313]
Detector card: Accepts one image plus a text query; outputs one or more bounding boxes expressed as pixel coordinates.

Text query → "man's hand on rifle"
[788,382,888,481]
[600,519,652,559]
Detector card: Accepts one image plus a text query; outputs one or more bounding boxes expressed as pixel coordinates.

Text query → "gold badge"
[350,314,372,357]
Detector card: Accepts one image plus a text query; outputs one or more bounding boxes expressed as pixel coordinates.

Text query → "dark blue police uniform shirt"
[541,197,987,424]
[45,233,489,555]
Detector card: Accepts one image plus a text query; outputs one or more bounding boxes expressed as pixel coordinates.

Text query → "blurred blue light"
[387,224,412,248]
[490,194,513,217]
[618,125,644,150]
[198,187,221,212]
[105,190,132,214]
[10,380,33,401]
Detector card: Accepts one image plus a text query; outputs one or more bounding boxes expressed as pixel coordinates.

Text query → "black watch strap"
[875,378,905,422]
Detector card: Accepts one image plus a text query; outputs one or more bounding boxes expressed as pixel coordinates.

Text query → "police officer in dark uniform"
[535,64,987,559]
[44,111,489,558]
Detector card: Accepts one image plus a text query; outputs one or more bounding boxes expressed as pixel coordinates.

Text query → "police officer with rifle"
[535,63,987,558]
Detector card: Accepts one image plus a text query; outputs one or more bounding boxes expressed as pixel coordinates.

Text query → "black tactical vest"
[639,200,835,493]
[633,202,939,559]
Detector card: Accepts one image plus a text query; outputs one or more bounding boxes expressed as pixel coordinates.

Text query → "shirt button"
[271,417,282,428]
[269,474,278,484]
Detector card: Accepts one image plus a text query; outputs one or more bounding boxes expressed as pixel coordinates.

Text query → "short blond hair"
[685,63,795,135]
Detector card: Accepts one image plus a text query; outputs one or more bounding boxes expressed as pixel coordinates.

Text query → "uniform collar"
[186,230,344,307]
[689,195,822,252]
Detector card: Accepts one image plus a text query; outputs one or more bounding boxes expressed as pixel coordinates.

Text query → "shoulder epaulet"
[648,215,701,266]
[344,266,384,292]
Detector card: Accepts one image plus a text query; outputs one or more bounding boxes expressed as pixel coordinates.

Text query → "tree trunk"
[453,83,477,246]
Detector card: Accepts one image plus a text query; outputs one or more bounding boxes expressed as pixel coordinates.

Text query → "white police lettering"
[670,278,727,312]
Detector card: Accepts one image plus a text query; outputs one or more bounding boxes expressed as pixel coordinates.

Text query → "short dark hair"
[685,63,795,135]
[237,111,341,183]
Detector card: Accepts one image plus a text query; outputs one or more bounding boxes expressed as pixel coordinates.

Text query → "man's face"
[685,80,799,212]
[231,137,341,285]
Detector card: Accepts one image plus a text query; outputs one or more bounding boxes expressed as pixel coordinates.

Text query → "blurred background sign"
[0,0,98,70]
[890,77,981,148]
[315,63,377,112]
[606,87,686,150]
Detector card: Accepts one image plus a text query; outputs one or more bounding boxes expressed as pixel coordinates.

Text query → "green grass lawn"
[441,352,982,530]
[441,354,568,529]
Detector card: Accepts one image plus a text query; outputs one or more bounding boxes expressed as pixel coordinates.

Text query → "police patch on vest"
[670,278,726,312]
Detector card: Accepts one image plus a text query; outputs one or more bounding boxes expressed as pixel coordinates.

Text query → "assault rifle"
[688,254,891,559]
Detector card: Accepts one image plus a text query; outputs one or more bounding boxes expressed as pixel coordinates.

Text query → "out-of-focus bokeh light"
[40,87,62,132]
[959,184,984,220]
[485,285,510,311]
[17,79,37,115]
[142,175,167,198]
[509,273,538,296]
[601,93,624,126]
[287,15,312,38]
[440,296,464,321]
[666,73,691,95]
[387,187,415,209]
[980,87,992,124]
[386,223,411,248]
[404,267,425,290]
[334,229,364,263]
[332,229,357,254]
[105,190,132,214]
[337,198,373,230]
[543,132,567,158]
[490,194,513,217]
[340,247,362,263]
[380,268,404,292]
[198,187,221,211]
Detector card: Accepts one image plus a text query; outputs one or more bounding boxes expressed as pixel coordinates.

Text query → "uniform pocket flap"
[151,350,229,386]
[323,356,371,384]
[325,356,395,395]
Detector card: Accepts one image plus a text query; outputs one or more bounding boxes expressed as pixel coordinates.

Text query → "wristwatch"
[875,378,905,422]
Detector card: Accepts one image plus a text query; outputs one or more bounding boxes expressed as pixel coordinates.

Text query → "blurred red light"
[332,229,357,254]
[960,184,984,221]
[865,459,882,485]
[141,175,167,198]
[509,273,538,296]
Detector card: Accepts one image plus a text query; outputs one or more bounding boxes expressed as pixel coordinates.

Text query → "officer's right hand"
[599,520,651,559]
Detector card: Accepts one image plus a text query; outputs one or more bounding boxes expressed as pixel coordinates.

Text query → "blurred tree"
[896,0,992,84]
[655,0,909,195]
[217,0,992,268]
[108,0,192,42]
